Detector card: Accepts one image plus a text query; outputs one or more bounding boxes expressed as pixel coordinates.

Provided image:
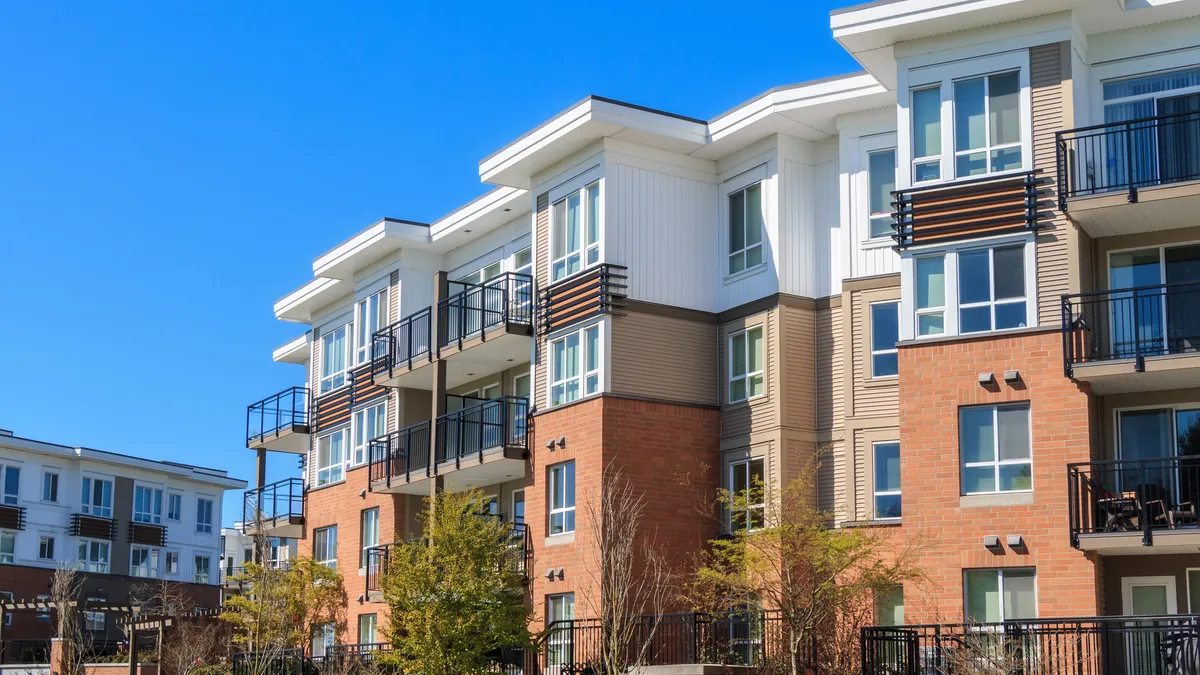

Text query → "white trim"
[960,402,1033,496]
[1121,576,1179,615]
[549,178,604,284]
[351,400,387,468]
[869,301,900,379]
[548,461,576,537]
[511,488,526,526]
[316,429,348,487]
[319,323,352,394]
[728,325,766,404]
[727,456,766,533]
[871,441,902,521]
[964,567,1038,621]
[547,321,605,409]
[862,141,899,243]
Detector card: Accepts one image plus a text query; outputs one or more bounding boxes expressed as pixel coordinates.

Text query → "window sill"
[838,519,902,528]
[898,324,1055,348]
[863,376,898,389]
[725,393,768,410]
[310,479,346,492]
[861,238,894,250]
[960,491,1034,509]
[544,531,575,547]
[723,264,767,286]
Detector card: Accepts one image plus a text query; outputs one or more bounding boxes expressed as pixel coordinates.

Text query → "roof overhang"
[428,186,529,252]
[272,333,310,364]
[312,218,431,281]
[480,96,710,189]
[274,276,347,324]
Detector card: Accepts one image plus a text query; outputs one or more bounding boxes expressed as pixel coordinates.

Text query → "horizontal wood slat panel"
[539,264,628,336]
[313,363,388,432]
[128,523,168,546]
[892,170,1046,249]
[70,514,117,540]
[0,505,25,531]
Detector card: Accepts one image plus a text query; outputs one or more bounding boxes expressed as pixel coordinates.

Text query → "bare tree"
[585,463,673,675]
[128,579,228,675]
[50,562,86,675]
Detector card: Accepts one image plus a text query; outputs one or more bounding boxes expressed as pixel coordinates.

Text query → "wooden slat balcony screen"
[312,363,389,432]
[70,514,117,540]
[0,505,25,531]
[128,523,168,547]
[892,170,1045,249]
[538,264,628,336]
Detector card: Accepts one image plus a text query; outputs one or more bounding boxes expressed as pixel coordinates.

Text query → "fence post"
[1133,288,1145,372]
[1126,120,1138,203]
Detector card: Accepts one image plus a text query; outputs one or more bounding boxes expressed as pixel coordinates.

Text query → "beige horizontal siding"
[850,290,898,418]
[778,304,816,433]
[721,309,778,441]
[815,303,843,433]
[1032,42,1070,326]
[609,310,718,406]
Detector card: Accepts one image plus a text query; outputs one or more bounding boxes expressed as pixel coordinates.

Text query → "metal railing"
[437,272,534,350]
[545,611,790,671]
[371,307,433,379]
[364,542,401,595]
[1068,456,1200,548]
[232,650,320,675]
[1061,281,1200,375]
[368,421,432,487]
[862,615,1200,675]
[435,396,529,468]
[247,386,309,446]
[1057,109,1200,207]
[243,477,305,526]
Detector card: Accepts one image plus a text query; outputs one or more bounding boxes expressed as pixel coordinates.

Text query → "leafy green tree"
[221,554,345,659]
[381,488,532,675]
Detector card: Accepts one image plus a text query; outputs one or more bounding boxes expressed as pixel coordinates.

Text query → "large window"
[873,442,902,519]
[0,532,13,564]
[728,182,764,276]
[358,614,378,644]
[352,402,386,467]
[133,485,163,524]
[546,593,576,666]
[360,508,379,568]
[356,289,389,364]
[130,546,160,578]
[314,526,338,569]
[196,497,214,534]
[78,539,110,574]
[549,461,576,536]
[194,555,211,584]
[953,72,1022,177]
[907,241,1033,339]
[549,325,600,407]
[729,326,764,403]
[870,302,899,378]
[877,586,905,627]
[729,458,765,532]
[84,597,106,632]
[868,149,897,239]
[552,183,600,281]
[317,430,346,485]
[38,535,54,560]
[0,464,19,506]
[960,404,1032,495]
[965,568,1036,622]
[81,477,113,518]
[320,324,350,394]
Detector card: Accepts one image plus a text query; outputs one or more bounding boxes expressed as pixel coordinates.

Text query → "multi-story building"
[0,429,245,662]
[245,0,1200,669]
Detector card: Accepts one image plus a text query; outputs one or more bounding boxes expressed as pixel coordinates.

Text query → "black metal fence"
[434,396,528,466]
[232,649,319,675]
[1061,281,1200,375]
[1068,457,1200,547]
[862,615,1200,675]
[371,307,433,379]
[437,272,534,349]
[368,421,432,487]
[243,477,305,526]
[247,386,309,446]
[1057,109,1200,206]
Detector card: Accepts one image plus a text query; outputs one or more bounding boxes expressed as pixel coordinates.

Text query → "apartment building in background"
[0,429,245,663]
[243,0,1200,670]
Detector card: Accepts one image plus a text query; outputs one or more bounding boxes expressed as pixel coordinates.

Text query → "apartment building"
[244,0,1200,669]
[0,429,245,663]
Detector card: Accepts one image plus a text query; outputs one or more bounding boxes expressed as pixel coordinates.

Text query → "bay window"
[352,401,386,467]
[81,477,113,518]
[320,324,350,394]
[960,403,1032,495]
[728,182,764,276]
[356,289,389,364]
[904,239,1034,340]
[729,326,764,403]
[552,183,600,282]
[317,430,346,485]
[549,324,601,407]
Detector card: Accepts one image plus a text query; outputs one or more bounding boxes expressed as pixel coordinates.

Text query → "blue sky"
[0,1,860,524]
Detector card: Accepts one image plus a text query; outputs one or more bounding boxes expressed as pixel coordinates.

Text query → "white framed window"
[133,485,164,524]
[911,86,943,183]
[513,246,533,276]
[356,288,389,364]
[549,324,601,407]
[130,546,160,578]
[965,568,1036,622]
[914,255,946,337]
[0,463,20,506]
[0,532,14,564]
[194,555,211,584]
[870,302,899,378]
[81,476,113,518]
[358,613,378,644]
[728,182,764,276]
[313,622,336,658]
[196,497,214,534]
[38,534,55,560]
[729,457,765,532]
[867,148,897,239]
[352,401,386,467]
[314,526,338,569]
[84,597,106,632]
[320,324,351,394]
[872,442,901,520]
[958,244,1027,334]
[952,72,1022,178]
[551,182,601,282]
[360,508,379,568]
[165,551,180,576]
[546,593,576,666]
[960,403,1032,495]
[317,430,346,485]
[166,492,182,521]
[728,326,764,404]
[41,471,58,503]
[78,539,110,574]
[877,586,905,627]
[548,461,575,536]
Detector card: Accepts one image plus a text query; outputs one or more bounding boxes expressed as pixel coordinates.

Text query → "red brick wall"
[301,464,404,639]
[897,329,1101,622]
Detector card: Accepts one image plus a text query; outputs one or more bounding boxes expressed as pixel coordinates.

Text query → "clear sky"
[0,1,860,524]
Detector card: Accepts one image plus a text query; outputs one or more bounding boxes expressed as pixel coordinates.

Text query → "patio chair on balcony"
[1151,500,1198,529]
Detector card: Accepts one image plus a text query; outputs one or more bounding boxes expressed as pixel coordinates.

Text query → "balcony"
[862,616,1200,675]
[246,386,310,454]
[1062,282,1200,394]
[538,264,628,336]
[364,542,400,600]
[0,504,26,531]
[371,307,434,389]
[242,478,305,538]
[437,273,534,388]
[368,396,528,494]
[1057,110,1200,237]
[311,363,388,434]
[1068,457,1200,555]
[128,522,167,547]
[69,513,116,540]
[890,171,1044,250]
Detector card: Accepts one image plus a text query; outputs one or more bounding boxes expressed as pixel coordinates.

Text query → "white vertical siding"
[837,108,900,282]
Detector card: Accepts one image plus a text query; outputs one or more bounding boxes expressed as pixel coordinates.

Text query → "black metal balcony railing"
[327,642,393,668]
[437,272,534,350]
[246,386,309,446]
[1068,456,1200,547]
[435,396,529,468]
[1061,281,1200,375]
[1056,109,1200,207]
[232,650,320,675]
[242,477,305,527]
[371,307,433,378]
[368,421,432,487]
[364,542,401,595]
[862,615,1200,675]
